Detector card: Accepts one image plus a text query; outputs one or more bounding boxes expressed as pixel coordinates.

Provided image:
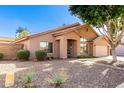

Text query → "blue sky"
[0,5,81,38]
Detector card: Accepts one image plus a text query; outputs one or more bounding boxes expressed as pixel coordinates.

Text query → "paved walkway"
[88,56,124,63]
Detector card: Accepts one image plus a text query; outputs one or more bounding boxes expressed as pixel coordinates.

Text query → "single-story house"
[116,36,124,56]
[14,23,110,59]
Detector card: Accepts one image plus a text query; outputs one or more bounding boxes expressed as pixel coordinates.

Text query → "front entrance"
[67,39,77,58]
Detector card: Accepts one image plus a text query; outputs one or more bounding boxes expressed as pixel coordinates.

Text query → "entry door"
[67,40,76,58]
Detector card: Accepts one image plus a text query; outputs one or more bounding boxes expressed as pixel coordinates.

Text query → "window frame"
[40,41,53,53]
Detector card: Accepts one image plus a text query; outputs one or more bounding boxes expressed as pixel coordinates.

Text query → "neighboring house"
[14,23,110,59]
[116,36,124,56]
[0,37,22,59]
[0,37,14,44]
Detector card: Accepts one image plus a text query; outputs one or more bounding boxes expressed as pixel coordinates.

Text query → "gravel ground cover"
[0,59,124,88]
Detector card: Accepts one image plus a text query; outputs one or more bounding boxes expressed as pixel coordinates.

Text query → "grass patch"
[77,56,97,59]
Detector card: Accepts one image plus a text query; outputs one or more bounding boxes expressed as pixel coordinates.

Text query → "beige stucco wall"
[94,38,110,46]
[54,40,60,58]
[0,43,22,59]
[77,27,98,39]
[29,33,55,59]
[17,40,30,50]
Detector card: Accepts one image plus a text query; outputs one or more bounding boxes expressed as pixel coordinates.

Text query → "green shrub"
[0,53,4,60]
[17,49,30,60]
[35,50,47,61]
[51,72,67,87]
[23,73,36,88]
[24,73,33,84]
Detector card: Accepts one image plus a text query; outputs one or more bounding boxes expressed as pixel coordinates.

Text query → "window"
[80,38,88,53]
[80,43,87,53]
[80,38,87,42]
[80,38,93,42]
[40,42,53,53]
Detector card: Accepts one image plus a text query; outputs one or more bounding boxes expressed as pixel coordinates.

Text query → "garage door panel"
[95,46,107,57]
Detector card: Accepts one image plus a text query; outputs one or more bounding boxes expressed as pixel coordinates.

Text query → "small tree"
[16,27,30,39]
[69,5,124,62]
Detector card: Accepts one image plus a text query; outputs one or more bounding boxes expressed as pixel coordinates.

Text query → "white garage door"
[116,45,124,56]
[95,46,108,57]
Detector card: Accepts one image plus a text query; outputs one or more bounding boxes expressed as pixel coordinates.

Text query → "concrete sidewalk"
[116,82,124,88]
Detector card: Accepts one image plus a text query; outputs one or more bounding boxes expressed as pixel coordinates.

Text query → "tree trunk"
[112,48,117,62]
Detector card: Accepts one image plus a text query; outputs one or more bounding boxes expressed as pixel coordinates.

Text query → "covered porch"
[53,25,98,59]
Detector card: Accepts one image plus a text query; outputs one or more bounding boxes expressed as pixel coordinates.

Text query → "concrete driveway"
[94,56,124,62]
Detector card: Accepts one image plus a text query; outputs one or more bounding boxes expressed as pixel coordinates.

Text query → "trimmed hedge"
[0,53,4,60]
[17,50,30,61]
[35,50,47,61]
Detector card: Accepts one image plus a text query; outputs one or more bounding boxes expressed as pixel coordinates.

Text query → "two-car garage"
[93,36,110,57]
[95,46,108,57]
